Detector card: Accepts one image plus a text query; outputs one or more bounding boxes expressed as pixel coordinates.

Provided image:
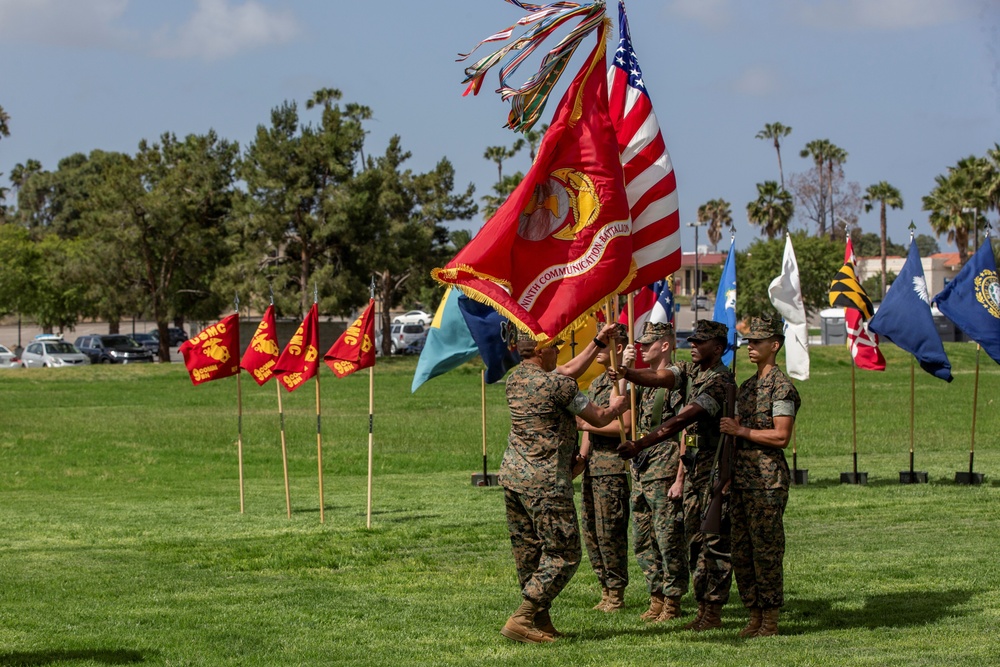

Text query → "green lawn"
[1,343,998,666]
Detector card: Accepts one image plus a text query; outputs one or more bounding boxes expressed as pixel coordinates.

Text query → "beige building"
[856,253,963,301]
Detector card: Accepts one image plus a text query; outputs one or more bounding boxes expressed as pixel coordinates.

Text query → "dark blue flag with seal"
[933,238,1000,365]
[869,240,952,381]
[457,294,520,384]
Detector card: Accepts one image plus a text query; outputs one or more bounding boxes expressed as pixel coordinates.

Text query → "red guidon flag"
[179,314,240,386]
[433,29,632,342]
[324,299,376,378]
[273,303,320,392]
[240,304,279,386]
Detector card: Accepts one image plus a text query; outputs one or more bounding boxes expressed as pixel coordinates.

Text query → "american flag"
[608,1,681,294]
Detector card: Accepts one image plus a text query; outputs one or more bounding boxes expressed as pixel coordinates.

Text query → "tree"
[481,139,525,221]
[480,170,524,221]
[90,131,238,360]
[0,104,8,208]
[914,233,940,257]
[849,231,905,259]
[788,163,861,240]
[922,156,989,267]
[825,143,848,239]
[863,181,903,298]
[697,198,732,251]
[799,139,832,236]
[232,90,368,317]
[345,136,477,354]
[755,122,792,188]
[746,181,794,240]
[863,270,896,300]
[522,124,548,163]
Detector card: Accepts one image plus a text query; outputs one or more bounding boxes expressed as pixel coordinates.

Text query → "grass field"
[1,343,999,666]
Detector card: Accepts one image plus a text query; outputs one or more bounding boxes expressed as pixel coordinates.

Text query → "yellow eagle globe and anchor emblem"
[517,168,602,242]
[974,270,1000,319]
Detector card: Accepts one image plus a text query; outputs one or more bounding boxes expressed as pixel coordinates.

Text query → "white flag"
[768,235,810,381]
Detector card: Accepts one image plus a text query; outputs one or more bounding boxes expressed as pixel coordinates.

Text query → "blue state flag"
[934,238,1000,365]
[411,287,479,393]
[712,243,737,367]
[457,294,520,384]
[869,240,952,381]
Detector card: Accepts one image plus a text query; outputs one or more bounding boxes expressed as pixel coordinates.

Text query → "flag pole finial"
[269,283,274,306]
[908,221,916,242]
[369,276,376,301]
[234,292,240,313]
[313,283,318,304]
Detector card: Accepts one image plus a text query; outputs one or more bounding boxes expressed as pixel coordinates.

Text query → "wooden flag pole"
[899,357,927,483]
[366,362,375,529]
[316,371,325,524]
[956,345,984,484]
[237,368,245,514]
[910,359,915,475]
[277,383,291,519]
[603,299,627,442]
[627,293,637,439]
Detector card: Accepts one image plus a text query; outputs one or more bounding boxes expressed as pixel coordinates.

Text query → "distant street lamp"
[687,220,706,321]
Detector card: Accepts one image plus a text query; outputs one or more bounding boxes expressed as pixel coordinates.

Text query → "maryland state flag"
[179,314,240,386]
[324,299,376,378]
[240,305,279,386]
[830,237,885,370]
[274,303,320,392]
[433,29,632,342]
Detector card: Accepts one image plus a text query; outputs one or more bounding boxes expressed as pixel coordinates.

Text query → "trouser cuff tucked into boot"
[639,592,665,621]
[683,602,706,630]
[692,602,723,631]
[738,607,762,637]
[501,599,555,644]
[755,608,779,637]
[655,596,682,622]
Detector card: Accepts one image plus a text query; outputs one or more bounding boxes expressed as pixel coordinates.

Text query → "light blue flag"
[869,239,952,381]
[411,287,479,393]
[712,242,737,367]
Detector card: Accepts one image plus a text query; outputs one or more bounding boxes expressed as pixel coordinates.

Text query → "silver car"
[21,339,91,368]
[0,344,23,368]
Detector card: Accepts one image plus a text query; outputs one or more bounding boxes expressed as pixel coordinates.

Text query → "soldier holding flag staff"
[611,319,736,632]
[720,314,801,638]
[499,325,627,644]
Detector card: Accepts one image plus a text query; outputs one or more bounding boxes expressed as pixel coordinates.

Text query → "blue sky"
[1,0,998,254]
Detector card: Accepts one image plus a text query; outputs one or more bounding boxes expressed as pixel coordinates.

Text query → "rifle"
[700,382,736,535]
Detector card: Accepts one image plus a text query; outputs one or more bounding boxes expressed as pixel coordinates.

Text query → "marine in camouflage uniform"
[499,328,626,644]
[613,320,736,631]
[721,314,801,638]
[629,321,688,622]
[579,327,631,612]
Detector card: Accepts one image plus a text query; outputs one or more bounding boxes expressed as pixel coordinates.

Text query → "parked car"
[131,332,161,358]
[675,330,693,349]
[21,339,91,368]
[0,344,23,368]
[392,310,431,327]
[74,334,155,364]
[376,323,427,355]
[150,327,189,346]
[690,295,710,311]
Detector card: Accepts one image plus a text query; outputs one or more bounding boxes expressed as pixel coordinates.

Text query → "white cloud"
[150,0,299,61]
[732,65,783,97]
[0,0,131,48]
[793,0,977,31]
[667,0,734,30]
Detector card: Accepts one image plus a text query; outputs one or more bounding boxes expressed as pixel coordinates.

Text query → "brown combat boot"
[601,588,625,612]
[683,601,706,629]
[692,603,723,631]
[592,587,610,611]
[755,608,779,637]
[655,596,682,622]
[738,607,762,637]
[534,607,561,639]
[501,599,555,644]
[639,592,665,621]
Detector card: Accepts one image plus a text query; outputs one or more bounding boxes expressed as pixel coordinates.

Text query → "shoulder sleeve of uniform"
[552,373,583,409]
[567,391,590,415]
[773,399,797,418]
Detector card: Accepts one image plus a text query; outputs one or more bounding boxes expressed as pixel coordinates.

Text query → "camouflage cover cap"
[687,319,729,342]
[637,321,674,344]
[745,314,785,340]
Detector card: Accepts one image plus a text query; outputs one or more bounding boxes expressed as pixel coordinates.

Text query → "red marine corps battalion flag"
[274,303,320,392]
[324,299,377,378]
[179,314,240,386]
[240,304,280,386]
[434,27,632,341]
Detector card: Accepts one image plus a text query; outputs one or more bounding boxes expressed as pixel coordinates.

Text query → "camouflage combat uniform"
[631,383,688,598]
[669,359,736,606]
[730,365,801,610]
[581,371,630,593]
[500,361,590,606]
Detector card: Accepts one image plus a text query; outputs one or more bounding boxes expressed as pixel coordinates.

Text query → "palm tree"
[747,181,794,240]
[986,143,1000,217]
[0,104,9,140]
[863,181,904,298]
[800,139,832,236]
[825,144,848,239]
[755,122,792,188]
[483,140,525,187]
[697,198,733,252]
[522,124,548,163]
[923,162,987,267]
